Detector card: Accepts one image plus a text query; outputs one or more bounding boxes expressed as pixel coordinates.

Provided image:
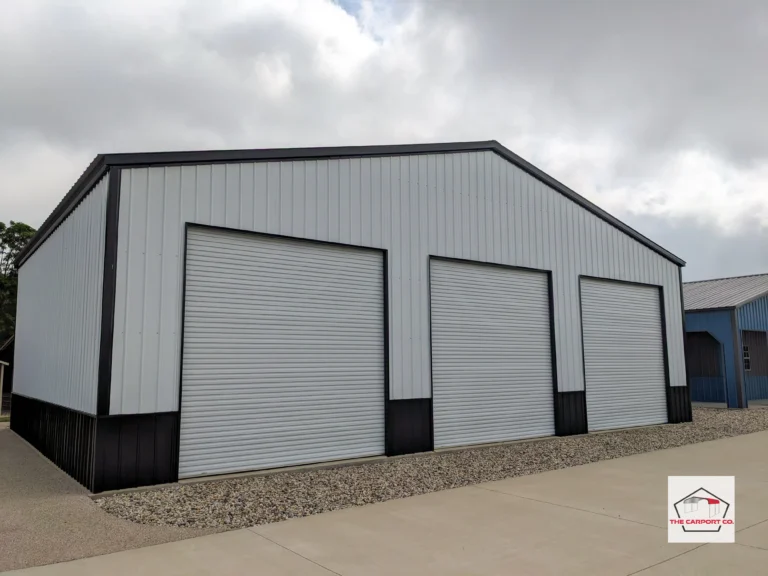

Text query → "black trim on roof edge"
[15,140,685,267]
[16,155,107,267]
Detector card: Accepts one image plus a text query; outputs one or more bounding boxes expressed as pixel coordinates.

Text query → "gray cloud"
[440,0,768,169]
[1,0,767,280]
[628,214,768,281]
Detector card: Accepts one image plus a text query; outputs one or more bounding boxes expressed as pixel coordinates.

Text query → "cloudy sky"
[2,0,767,280]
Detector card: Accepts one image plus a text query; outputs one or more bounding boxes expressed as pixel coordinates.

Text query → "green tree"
[0,221,37,341]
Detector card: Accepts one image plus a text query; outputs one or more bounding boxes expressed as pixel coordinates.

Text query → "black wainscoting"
[667,385,693,424]
[93,412,179,493]
[10,394,97,489]
[386,398,433,456]
[554,391,588,436]
[10,394,179,493]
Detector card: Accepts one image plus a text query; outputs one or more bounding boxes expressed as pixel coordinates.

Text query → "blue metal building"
[684,274,768,408]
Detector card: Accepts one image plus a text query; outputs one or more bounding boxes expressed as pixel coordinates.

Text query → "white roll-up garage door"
[580,278,668,431]
[179,227,385,478]
[430,259,555,448]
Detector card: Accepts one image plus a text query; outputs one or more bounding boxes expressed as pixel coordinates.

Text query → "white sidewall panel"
[581,278,668,431]
[14,175,108,414]
[431,259,554,447]
[178,227,385,478]
[109,153,686,414]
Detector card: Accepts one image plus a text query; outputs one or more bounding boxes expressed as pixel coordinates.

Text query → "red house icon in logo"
[683,496,721,517]
[673,488,731,532]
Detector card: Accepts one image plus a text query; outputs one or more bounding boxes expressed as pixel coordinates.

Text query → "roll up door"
[430,259,555,448]
[179,227,385,478]
[580,278,668,431]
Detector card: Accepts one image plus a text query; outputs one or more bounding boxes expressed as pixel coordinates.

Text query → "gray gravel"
[96,407,768,529]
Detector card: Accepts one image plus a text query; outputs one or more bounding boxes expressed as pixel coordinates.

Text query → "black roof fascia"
[102,141,498,167]
[16,155,108,267]
[15,140,686,267]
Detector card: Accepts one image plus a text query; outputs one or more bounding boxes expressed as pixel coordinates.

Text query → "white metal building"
[11,141,691,492]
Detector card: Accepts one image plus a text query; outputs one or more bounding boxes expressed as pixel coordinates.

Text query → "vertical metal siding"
[685,311,739,408]
[110,153,685,414]
[738,293,768,331]
[741,330,768,401]
[686,332,722,378]
[738,294,768,398]
[685,331,728,404]
[741,331,768,375]
[14,175,108,414]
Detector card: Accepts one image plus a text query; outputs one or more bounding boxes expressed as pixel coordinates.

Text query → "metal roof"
[16,140,686,268]
[683,273,768,311]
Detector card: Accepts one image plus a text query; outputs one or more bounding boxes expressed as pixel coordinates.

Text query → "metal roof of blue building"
[683,273,768,311]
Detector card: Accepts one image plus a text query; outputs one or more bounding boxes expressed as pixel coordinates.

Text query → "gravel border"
[96,408,768,529]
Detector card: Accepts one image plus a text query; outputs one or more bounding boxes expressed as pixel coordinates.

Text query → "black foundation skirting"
[10,394,179,493]
[386,398,433,456]
[93,412,179,493]
[667,385,693,424]
[554,391,588,436]
[10,394,97,489]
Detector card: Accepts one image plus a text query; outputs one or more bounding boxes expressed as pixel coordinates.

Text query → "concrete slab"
[638,543,768,575]
[738,520,768,550]
[252,486,695,576]
[0,427,211,572]
[7,429,767,575]
[478,431,768,530]
[7,530,334,576]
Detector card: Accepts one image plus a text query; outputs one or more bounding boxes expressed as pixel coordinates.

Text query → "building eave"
[14,141,686,268]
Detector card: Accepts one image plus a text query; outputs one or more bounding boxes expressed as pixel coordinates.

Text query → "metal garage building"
[684,273,768,408]
[11,141,691,492]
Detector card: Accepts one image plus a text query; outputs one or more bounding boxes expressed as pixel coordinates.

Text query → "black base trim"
[94,412,179,493]
[10,394,97,489]
[386,399,433,456]
[10,394,179,493]
[554,391,588,435]
[667,386,693,424]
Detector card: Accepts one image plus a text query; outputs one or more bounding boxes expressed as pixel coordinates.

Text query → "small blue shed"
[684,274,768,408]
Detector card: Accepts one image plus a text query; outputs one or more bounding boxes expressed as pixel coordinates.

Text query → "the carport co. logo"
[668,476,735,543]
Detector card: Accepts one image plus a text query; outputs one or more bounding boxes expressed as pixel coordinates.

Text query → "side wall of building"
[738,294,768,401]
[685,330,726,403]
[13,175,108,414]
[738,294,768,331]
[685,310,739,407]
[108,151,686,415]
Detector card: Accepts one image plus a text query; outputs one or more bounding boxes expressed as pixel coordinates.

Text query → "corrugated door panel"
[430,259,554,448]
[581,279,667,431]
[179,228,385,478]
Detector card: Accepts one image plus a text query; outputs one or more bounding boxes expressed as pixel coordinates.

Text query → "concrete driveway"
[7,430,767,575]
[0,424,211,573]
